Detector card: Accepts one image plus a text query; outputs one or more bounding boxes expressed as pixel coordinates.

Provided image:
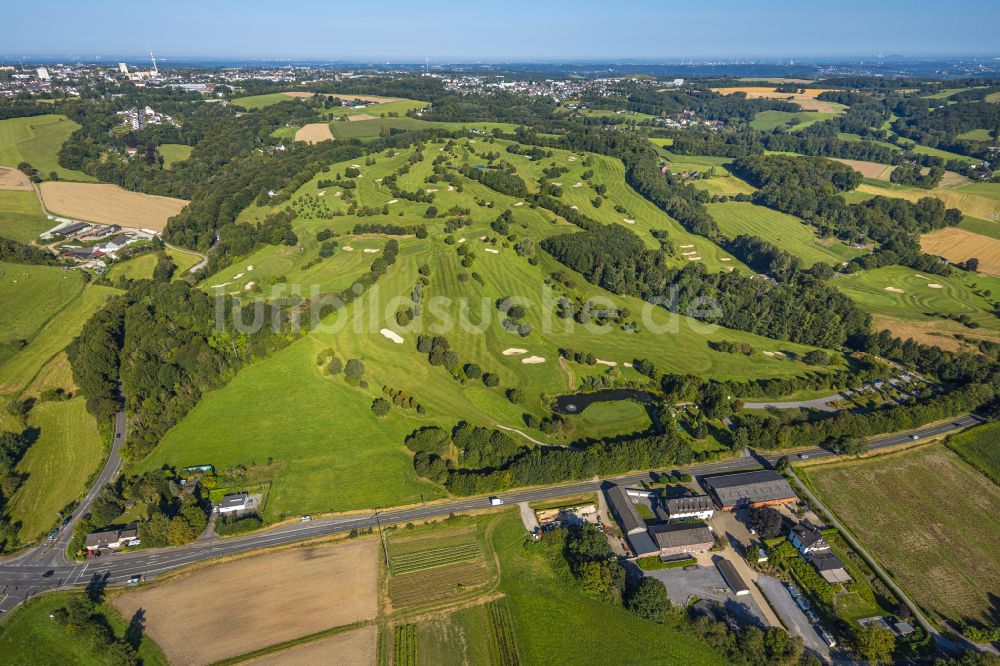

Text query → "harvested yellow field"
[920,227,1000,276]
[281,91,319,99]
[347,113,377,122]
[294,122,334,144]
[113,539,378,666]
[245,626,376,666]
[857,183,1000,220]
[832,158,893,180]
[0,167,31,190]
[712,87,838,111]
[38,182,187,231]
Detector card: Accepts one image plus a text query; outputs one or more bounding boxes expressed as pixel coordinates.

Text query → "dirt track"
[113,539,378,665]
[38,182,187,231]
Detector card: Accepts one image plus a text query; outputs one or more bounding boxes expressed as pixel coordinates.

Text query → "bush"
[216,513,265,536]
[372,397,391,417]
[635,555,696,571]
[506,388,525,404]
[482,373,500,388]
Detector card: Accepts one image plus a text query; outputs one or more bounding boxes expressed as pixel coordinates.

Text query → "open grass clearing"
[0,188,52,242]
[158,143,192,168]
[329,116,431,140]
[113,538,378,666]
[708,201,862,266]
[0,591,167,666]
[801,443,1000,628]
[920,226,1000,276]
[750,110,840,131]
[107,247,201,281]
[0,262,85,349]
[6,396,105,542]
[38,182,187,232]
[0,114,93,181]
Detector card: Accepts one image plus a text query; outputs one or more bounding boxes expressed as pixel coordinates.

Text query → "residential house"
[217,492,250,514]
[102,234,131,252]
[84,525,140,551]
[789,520,829,555]
[649,522,714,557]
[702,470,797,510]
[665,494,715,520]
[807,552,852,584]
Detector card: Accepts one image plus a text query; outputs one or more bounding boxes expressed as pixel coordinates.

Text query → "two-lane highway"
[0,413,982,616]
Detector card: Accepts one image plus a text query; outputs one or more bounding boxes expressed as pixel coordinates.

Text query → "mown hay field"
[294,122,334,144]
[802,444,1000,627]
[831,158,894,180]
[246,626,377,666]
[857,181,1000,221]
[0,166,31,189]
[920,227,1000,276]
[113,539,378,666]
[711,86,840,112]
[38,182,187,231]
[0,189,50,243]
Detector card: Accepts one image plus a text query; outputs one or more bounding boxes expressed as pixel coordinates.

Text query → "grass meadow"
[0,591,168,666]
[801,444,1000,628]
[707,201,863,266]
[750,110,840,131]
[329,116,431,140]
[0,114,93,181]
[945,421,1000,485]
[0,189,51,243]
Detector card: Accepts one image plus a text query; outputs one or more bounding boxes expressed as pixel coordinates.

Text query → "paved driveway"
[757,574,832,663]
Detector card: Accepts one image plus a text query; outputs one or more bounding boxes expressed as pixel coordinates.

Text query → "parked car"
[300,515,311,522]
[126,575,142,586]
[798,453,809,459]
[489,497,504,506]
[42,570,54,578]
[910,434,920,440]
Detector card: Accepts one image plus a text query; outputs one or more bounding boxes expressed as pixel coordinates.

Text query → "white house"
[217,492,250,514]
[665,495,715,521]
[789,520,829,555]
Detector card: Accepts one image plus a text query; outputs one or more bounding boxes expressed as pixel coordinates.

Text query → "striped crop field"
[390,542,482,574]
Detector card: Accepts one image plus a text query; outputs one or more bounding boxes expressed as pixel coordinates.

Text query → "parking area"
[641,555,770,628]
[757,575,833,662]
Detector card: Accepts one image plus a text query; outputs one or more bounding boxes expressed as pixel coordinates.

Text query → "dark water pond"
[553,388,660,414]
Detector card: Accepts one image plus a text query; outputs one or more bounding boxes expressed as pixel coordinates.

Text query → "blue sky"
[5,0,998,61]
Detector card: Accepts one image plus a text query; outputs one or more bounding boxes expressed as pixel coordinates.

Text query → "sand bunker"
[884,287,905,293]
[522,356,546,364]
[485,248,500,254]
[567,156,577,161]
[502,348,527,356]
[387,199,398,204]
[574,182,583,188]
[233,272,244,280]
[457,238,466,243]
[687,256,702,261]
[318,191,326,197]
[244,281,255,290]
[595,359,618,367]
[914,274,928,279]
[552,183,563,187]
[363,248,380,254]
[927,283,944,289]
[247,265,255,271]
[623,362,633,368]
[681,251,696,256]
[448,186,455,191]
[374,178,383,183]
[380,328,404,344]
[334,191,342,197]
[514,202,524,207]
[480,235,488,241]
[571,205,579,210]
[210,283,229,289]
[762,351,775,357]
[343,246,354,252]
[680,244,694,248]
[720,258,732,262]
[426,188,438,193]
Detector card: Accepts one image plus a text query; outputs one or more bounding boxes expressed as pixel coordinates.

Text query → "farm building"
[55,221,92,237]
[605,485,658,557]
[648,522,715,557]
[216,492,250,514]
[84,525,140,551]
[715,558,750,596]
[665,495,714,520]
[702,470,797,510]
[788,520,853,584]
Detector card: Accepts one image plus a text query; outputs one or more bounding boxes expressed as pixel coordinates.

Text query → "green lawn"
[158,143,192,168]
[0,591,167,666]
[0,263,86,355]
[491,514,724,665]
[107,248,201,281]
[6,397,105,542]
[945,421,1000,485]
[0,114,93,181]
[0,189,51,243]
[801,444,1000,628]
[707,201,863,267]
[750,110,840,132]
[574,400,652,440]
[955,181,1000,202]
[956,128,995,142]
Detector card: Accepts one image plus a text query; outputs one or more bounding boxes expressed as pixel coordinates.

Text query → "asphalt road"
[0,412,982,616]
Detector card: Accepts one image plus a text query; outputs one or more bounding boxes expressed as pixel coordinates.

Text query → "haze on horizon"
[4,0,999,62]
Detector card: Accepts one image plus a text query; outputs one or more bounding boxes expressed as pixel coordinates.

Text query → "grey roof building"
[703,470,797,509]
[807,552,852,583]
[665,494,715,518]
[606,484,646,535]
[649,522,715,555]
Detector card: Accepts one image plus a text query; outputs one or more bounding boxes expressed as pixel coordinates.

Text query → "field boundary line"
[207,619,372,666]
